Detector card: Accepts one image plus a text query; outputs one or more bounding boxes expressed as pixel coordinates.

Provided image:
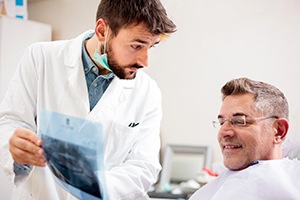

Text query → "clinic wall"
[28,0,300,166]
[28,0,100,40]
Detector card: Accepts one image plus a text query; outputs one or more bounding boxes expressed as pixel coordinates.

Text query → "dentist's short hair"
[96,0,177,36]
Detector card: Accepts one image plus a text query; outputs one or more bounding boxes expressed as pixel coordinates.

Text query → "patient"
[190,77,300,200]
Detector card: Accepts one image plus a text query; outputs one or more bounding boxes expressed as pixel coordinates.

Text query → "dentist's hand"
[9,128,46,167]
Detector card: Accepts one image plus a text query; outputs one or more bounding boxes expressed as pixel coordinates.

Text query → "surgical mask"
[93,28,112,72]
[93,49,111,72]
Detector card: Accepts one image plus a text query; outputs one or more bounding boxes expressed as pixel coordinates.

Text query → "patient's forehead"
[220,94,257,116]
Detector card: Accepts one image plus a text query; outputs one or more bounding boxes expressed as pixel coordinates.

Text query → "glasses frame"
[212,115,278,128]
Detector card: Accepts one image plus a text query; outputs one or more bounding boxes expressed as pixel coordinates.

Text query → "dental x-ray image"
[39,110,107,200]
[42,135,101,198]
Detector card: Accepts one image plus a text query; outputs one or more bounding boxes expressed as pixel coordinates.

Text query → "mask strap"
[97,42,101,53]
[103,27,109,54]
[96,27,109,54]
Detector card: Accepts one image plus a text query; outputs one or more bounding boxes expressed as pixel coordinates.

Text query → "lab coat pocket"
[105,121,139,166]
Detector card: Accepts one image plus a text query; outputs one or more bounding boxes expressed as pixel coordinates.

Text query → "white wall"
[28,0,300,165]
[29,0,99,40]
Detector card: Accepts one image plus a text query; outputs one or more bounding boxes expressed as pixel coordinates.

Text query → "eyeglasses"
[212,115,278,128]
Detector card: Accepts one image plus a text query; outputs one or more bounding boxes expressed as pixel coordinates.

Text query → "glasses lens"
[213,116,247,128]
[231,116,246,126]
[212,120,219,128]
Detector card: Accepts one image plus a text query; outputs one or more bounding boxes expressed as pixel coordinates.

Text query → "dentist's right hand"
[9,128,46,167]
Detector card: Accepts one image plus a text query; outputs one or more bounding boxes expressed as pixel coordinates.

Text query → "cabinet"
[0,15,51,99]
[0,15,51,199]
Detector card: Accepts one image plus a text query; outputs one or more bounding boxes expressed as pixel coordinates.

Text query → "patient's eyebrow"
[232,112,247,117]
[217,112,246,118]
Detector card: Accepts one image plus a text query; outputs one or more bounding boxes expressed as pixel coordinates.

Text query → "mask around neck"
[93,27,112,72]
[93,50,111,72]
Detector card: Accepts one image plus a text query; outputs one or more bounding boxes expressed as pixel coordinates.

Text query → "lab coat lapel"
[67,64,89,110]
[64,32,90,113]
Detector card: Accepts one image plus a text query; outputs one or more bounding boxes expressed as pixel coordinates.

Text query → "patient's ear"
[274,118,289,144]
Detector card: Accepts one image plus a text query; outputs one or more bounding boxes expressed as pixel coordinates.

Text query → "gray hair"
[221,77,289,119]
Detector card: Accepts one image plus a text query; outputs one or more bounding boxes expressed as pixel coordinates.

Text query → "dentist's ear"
[95,18,108,41]
[274,118,289,144]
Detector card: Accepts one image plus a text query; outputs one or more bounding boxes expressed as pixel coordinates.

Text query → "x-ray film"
[39,110,107,200]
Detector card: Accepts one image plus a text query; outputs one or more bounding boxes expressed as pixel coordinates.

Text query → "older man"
[190,77,300,200]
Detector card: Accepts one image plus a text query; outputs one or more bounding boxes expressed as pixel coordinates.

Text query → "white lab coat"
[189,158,300,200]
[0,30,162,200]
